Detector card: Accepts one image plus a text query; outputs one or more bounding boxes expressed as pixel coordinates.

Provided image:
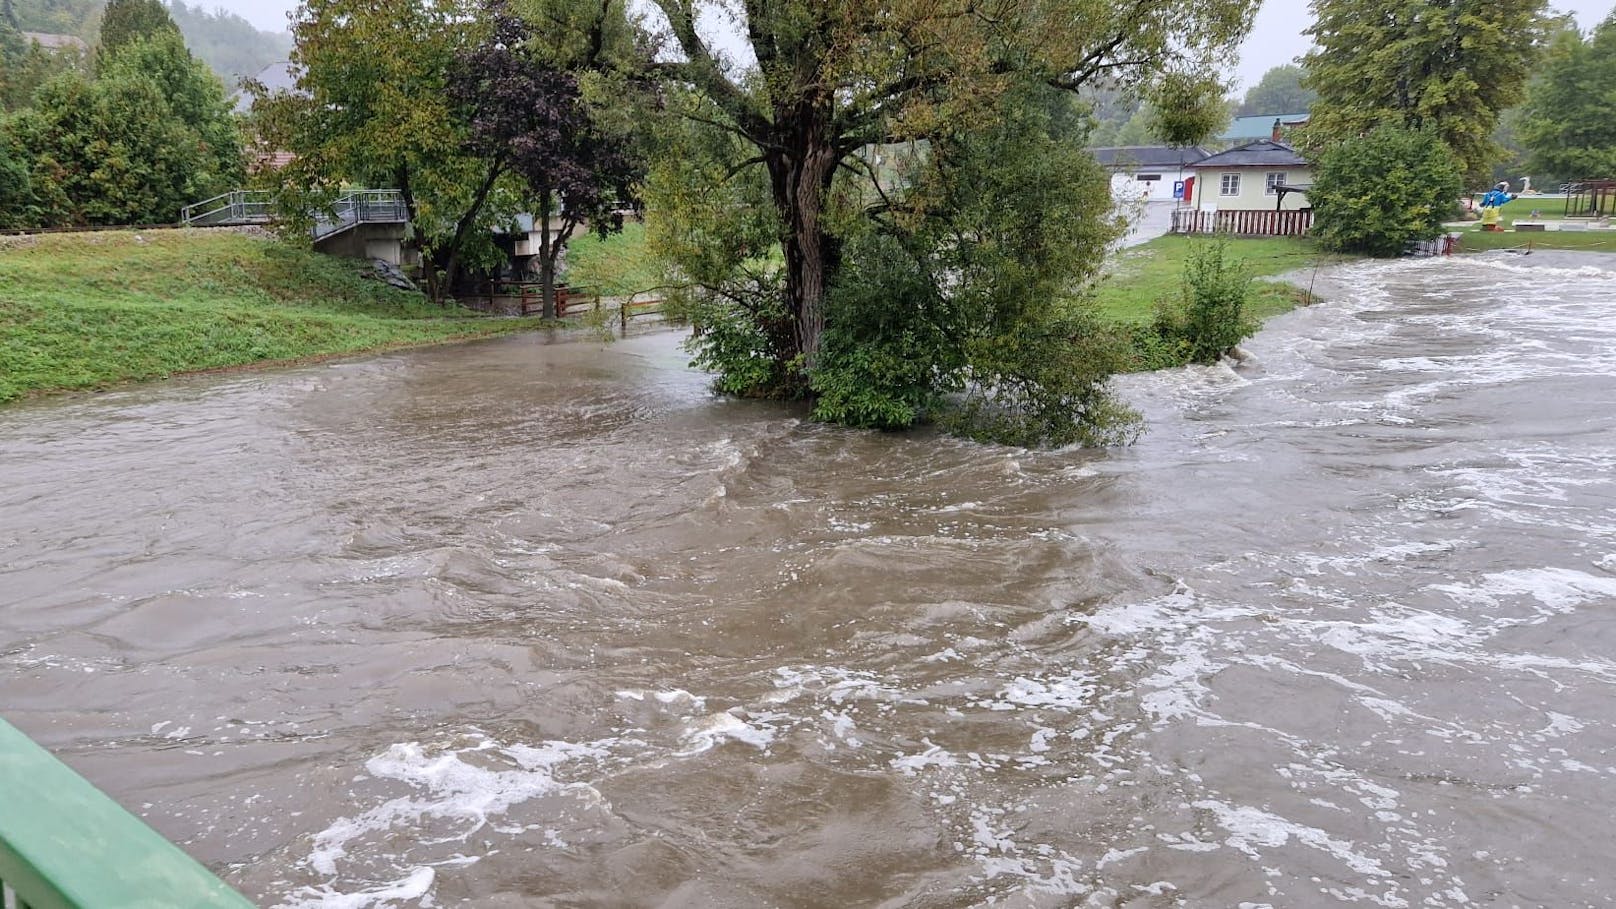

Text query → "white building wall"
[1193,166,1314,211]
[1109,169,1194,203]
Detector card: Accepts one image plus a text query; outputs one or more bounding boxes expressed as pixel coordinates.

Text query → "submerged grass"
[0,229,538,403]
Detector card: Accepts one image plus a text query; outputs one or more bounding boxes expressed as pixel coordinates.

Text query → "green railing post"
[0,718,257,909]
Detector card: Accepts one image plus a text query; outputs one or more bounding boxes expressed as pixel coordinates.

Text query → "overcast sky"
[1231,0,1616,89]
[213,0,1616,91]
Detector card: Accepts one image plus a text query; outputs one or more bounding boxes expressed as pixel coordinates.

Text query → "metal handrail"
[0,717,256,909]
[180,189,406,237]
[180,191,273,227]
[310,190,408,240]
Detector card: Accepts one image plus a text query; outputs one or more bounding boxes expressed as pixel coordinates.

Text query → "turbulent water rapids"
[3,252,1616,908]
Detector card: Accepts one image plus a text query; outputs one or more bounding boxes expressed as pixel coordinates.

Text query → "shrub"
[1150,238,1257,365]
[1309,125,1463,257]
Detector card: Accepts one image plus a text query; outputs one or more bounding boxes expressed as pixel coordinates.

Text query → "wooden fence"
[1171,208,1314,238]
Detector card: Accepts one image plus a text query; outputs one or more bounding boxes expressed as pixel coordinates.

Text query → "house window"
[1220,173,1241,196]
[1266,172,1288,195]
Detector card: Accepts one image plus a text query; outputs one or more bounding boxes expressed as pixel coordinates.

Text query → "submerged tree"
[639,0,1259,443]
[1302,0,1549,186]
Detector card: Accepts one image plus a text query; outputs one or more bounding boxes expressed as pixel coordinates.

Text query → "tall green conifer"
[1302,0,1549,186]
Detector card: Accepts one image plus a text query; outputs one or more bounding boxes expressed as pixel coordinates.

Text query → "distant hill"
[11,0,291,80]
[9,0,101,37]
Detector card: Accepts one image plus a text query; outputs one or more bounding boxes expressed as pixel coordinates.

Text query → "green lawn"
[1092,234,1341,325]
[1454,205,1616,253]
[0,230,539,404]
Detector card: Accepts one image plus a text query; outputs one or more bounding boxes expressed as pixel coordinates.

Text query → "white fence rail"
[1171,208,1314,237]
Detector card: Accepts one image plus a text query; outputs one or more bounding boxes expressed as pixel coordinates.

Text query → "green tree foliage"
[0,116,42,227]
[7,0,100,36]
[12,31,240,225]
[1,38,86,110]
[257,0,640,304]
[253,0,499,302]
[1150,239,1257,365]
[4,1,291,82]
[808,90,1139,445]
[1303,0,1549,187]
[447,6,642,318]
[1081,84,1145,147]
[99,28,240,185]
[1308,124,1462,257]
[96,0,175,56]
[1149,71,1232,146]
[1236,64,1316,116]
[1,0,23,53]
[644,0,1260,443]
[1517,14,1616,181]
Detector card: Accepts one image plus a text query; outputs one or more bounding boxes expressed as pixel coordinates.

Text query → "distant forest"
[11,0,290,79]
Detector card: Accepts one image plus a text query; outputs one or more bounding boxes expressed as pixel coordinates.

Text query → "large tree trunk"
[765,115,841,369]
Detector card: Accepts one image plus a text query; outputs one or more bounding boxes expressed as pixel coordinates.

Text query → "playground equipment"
[1564,179,1616,219]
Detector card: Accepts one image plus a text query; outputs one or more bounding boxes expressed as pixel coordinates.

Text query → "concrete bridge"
[180,190,410,265]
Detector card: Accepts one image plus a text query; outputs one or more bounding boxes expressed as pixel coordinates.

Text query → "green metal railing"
[0,718,256,909]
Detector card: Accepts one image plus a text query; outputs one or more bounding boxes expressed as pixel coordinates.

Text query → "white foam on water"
[675,712,778,755]
[891,740,957,776]
[769,665,903,705]
[1431,567,1616,615]
[978,672,1096,712]
[1193,800,1393,880]
[1071,585,1198,636]
[280,868,435,909]
[614,688,708,711]
[279,734,610,909]
[1464,257,1616,281]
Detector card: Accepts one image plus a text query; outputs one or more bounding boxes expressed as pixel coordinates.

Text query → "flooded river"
[3,253,1615,908]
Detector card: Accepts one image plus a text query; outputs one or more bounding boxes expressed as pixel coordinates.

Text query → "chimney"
[1272,118,1284,142]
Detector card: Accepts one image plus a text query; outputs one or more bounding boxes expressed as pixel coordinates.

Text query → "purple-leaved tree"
[450,7,641,319]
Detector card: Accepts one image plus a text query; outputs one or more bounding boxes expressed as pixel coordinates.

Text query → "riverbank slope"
[0,230,540,404]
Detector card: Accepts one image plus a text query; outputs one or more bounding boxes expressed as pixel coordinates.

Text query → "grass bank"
[1092,233,1354,372]
[0,230,538,404]
[565,222,664,297]
[1093,234,1337,325]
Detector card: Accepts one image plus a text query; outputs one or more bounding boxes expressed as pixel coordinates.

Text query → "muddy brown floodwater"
[4,253,1616,908]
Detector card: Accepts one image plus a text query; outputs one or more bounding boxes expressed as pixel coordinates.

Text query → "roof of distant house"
[1090,146,1212,170]
[1219,113,1311,143]
[21,32,88,52]
[1191,139,1311,169]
